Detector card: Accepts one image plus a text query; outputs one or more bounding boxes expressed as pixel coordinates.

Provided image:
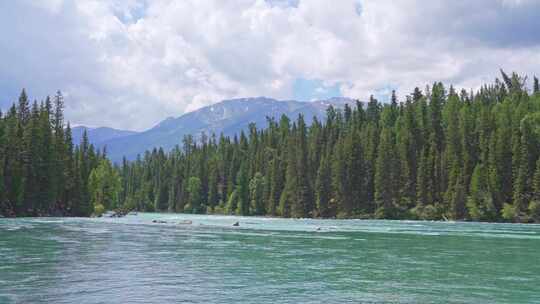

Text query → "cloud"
[1,0,540,130]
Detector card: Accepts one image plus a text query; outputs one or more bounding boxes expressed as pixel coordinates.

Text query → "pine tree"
[279,131,297,217]
[292,114,311,218]
[467,164,497,221]
[267,153,282,216]
[52,91,67,208]
[331,137,348,216]
[416,148,429,206]
[442,91,462,215]
[343,129,364,213]
[38,102,55,212]
[396,99,418,207]
[249,172,265,215]
[21,101,41,215]
[315,153,332,218]
[532,157,540,202]
[17,89,30,126]
[88,159,122,212]
[63,122,76,211]
[457,104,474,191]
[374,107,398,218]
[235,163,250,215]
[207,159,219,210]
[4,105,24,214]
[71,147,85,216]
[450,176,467,219]
[186,176,202,213]
[513,114,540,213]
[77,130,92,216]
[492,101,513,206]
[362,122,378,210]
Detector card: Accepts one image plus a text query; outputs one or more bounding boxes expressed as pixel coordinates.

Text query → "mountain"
[93,96,355,161]
[71,126,138,147]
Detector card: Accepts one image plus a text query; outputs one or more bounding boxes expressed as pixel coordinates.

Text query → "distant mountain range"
[71,126,138,147]
[76,96,355,161]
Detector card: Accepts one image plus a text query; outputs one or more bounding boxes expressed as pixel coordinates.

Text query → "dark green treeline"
[0,90,109,217]
[119,72,540,222]
[2,72,540,222]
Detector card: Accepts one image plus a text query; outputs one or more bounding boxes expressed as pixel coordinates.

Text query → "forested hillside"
[118,72,540,222]
[0,90,112,217]
[2,72,540,222]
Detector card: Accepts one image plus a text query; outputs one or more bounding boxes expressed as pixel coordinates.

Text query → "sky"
[1,0,540,131]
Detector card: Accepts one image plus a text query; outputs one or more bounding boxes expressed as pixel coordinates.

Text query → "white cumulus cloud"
[1,0,540,130]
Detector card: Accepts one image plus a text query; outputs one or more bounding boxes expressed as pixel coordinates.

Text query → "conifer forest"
[2,71,540,223]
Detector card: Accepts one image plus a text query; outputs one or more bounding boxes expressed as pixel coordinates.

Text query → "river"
[1,213,539,303]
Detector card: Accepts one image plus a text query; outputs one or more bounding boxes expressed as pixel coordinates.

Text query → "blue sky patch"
[293,78,342,101]
[354,0,363,16]
[265,0,299,8]
[114,2,148,24]
[372,85,398,103]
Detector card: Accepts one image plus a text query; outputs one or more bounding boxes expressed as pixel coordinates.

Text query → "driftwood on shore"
[101,209,130,218]
[150,219,193,225]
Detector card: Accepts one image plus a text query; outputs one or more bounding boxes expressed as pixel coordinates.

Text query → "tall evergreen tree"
[374,106,400,217]
[279,130,297,217]
[186,176,202,213]
[292,114,311,218]
[249,172,265,215]
[467,164,497,221]
[315,153,332,218]
[235,163,250,216]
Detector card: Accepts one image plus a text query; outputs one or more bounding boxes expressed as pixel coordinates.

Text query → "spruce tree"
[4,105,24,214]
[63,123,75,211]
[467,164,497,221]
[207,159,219,210]
[532,158,540,202]
[17,89,30,126]
[279,131,297,217]
[249,172,265,215]
[292,114,311,218]
[315,153,332,218]
[38,102,55,212]
[331,136,348,216]
[186,176,202,213]
[235,163,250,216]
[450,176,467,219]
[442,91,462,214]
[374,107,398,218]
[396,99,418,207]
[267,154,282,216]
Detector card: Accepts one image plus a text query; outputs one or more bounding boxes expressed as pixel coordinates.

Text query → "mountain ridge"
[71,126,138,147]
[80,96,357,161]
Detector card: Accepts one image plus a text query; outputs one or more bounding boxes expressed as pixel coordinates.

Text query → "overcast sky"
[1,0,540,131]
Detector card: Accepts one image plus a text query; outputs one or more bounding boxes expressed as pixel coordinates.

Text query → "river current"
[1,213,539,303]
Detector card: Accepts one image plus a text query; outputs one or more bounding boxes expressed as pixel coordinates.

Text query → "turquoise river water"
[1,213,539,303]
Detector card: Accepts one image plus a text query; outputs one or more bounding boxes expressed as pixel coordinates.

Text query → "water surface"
[1,213,539,303]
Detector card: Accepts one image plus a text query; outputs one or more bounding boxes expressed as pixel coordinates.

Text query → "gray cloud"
[1,0,539,130]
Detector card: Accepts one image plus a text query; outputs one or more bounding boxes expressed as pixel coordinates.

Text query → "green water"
[1,213,539,304]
